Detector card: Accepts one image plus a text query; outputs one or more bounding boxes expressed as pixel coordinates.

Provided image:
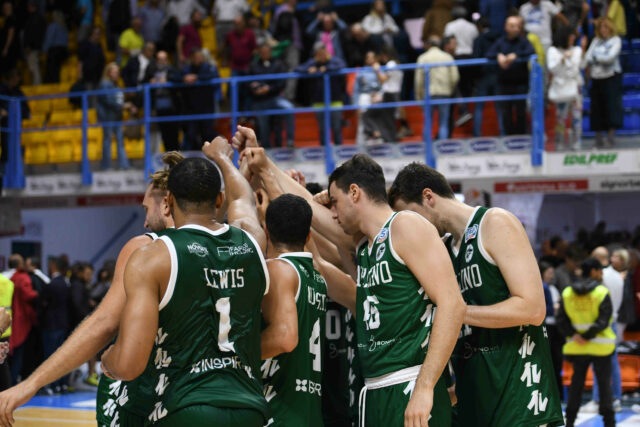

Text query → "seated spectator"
[362,0,399,48]
[249,43,295,148]
[118,16,144,66]
[487,16,534,135]
[176,9,203,66]
[138,0,165,45]
[422,0,453,41]
[43,11,69,83]
[415,35,459,140]
[305,11,348,63]
[295,42,346,146]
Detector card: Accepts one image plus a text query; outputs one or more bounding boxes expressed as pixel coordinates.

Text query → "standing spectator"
[520,0,567,53]
[353,50,382,144]
[472,17,502,136]
[0,1,19,74]
[540,261,565,400]
[305,11,348,63]
[22,1,46,85]
[368,46,403,143]
[557,258,616,427]
[41,256,71,394]
[176,9,203,66]
[42,11,69,84]
[247,13,276,48]
[138,0,166,45]
[213,0,249,59]
[555,245,584,290]
[167,0,205,27]
[0,274,13,391]
[97,62,133,170]
[295,42,345,145]
[224,14,256,113]
[422,0,453,41]
[21,257,48,381]
[0,69,29,196]
[362,0,399,48]
[69,262,96,385]
[75,0,93,42]
[344,23,378,67]
[480,0,518,37]
[78,26,106,89]
[147,50,182,152]
[172,48,219,150]
[3,255,37,386]
[106,0,133,52]
[584,17,622,148]
[122,41,156,89]
[249,43,295,148]
[607,0,627,37]
[271,0,302,101]
[547,26,585,150]
[487,16,534,135]
[415,36,459,140]
[118,16,144,66]
[560,0,590,33]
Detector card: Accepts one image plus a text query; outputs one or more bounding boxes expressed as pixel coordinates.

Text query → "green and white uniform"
[262,252,327,427]
[147,224,269,425]
[96,231,170,427]
[448,207,563,427]
[356,213,450,427]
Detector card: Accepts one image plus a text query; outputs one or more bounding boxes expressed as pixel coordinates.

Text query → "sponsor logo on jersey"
[187,242,209,257]
[465,245,474,262]
[376,228,389,244]
[295,378,322,395]
[217,243,254,256]
[375,244,386,261]
[190,356,247,374]
[464,224,478,243]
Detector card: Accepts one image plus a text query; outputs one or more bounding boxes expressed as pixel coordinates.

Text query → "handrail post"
[530,57,544,167]
[422,65,435,168]
[6,98,24,189]
[322,73,335,174]
[81,93,92,185]
[230,78,238,134]
[143,84,153,179]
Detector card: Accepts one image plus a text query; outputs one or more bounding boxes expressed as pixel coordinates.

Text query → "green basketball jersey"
[146,224,269,424]
[262,253,327,427]
[447,207,563,427]
[355,213,435,378]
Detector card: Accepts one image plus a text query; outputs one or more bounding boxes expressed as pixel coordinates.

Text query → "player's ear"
[349,183,360,202]
[161,195,170,216]
[215,191,225,209]
[422,188,434,206]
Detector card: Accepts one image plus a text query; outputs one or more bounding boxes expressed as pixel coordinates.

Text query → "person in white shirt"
[167,0,205,26]
[367,46,403,143]
[361,0,399,48]
[519,0,566,52]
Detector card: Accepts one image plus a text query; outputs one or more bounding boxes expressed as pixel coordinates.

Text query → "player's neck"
[360,203,394,242]
[443,200,476,245]
[174,213,224,231]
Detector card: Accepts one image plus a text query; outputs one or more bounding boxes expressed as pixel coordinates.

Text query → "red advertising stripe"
[494,179,589,193]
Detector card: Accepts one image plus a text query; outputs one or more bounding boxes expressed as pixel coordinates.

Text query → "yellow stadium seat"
[201,17,214,29]
[28,99,52,115]
[22,85,39,96]
[22,131,49,164]
[34,83,70,94]
[22,113,47,129]
[49,129,81,163]
[51,96,74,111]
[125,137,145,159]
[72,108,98,124]
[48,111,76,126]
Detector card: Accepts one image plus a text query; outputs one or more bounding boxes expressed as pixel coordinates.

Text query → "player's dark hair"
[538,260,553,276]
[328,154,387,204]
[266,194,312,249]
[168,157,221,213]
[388,162,455,206]
[581,257,603,279]
[306,182,324,195]
[149,151,185,192]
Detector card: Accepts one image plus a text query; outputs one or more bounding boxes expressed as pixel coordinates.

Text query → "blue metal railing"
[2,57,545,190]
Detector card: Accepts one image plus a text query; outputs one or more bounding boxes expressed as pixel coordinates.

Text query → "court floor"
[14,391,640,426]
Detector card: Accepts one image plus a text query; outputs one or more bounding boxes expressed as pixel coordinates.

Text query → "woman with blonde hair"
[584,17,622,148]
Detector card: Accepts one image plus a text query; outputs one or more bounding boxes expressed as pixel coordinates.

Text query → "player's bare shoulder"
[391,210,439,237]
[482,207,527,237]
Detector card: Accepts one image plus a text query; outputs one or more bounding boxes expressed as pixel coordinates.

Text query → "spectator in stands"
[118,16,144,66]
[554,245,584,291]
[213,0,249,60]
[0,1,19,75]
[147,50,182,152]
[78,26,106,90]
[472,17,502,136]
[487,15,534,135]
[97,62,133,170]
[547,26,585,151]
[415,35,459,140]
[540,260,565,400]
[0,273,12,391]
[248,13,276,48]
[22,1,46,86]
[41,256,71,394]
[295,41,346,145]
[305,11,348,63]
[249,43,295,148]
[480,0,518,37]
[519,0,567,53]
[607,0,627,37]
[353,50,382,144]
[271,0,302,101]
[138,0,166,45]
[75,0,93,42]
[176,9,203,66]
[167,0,205,27]
[584,17,622,148]
[362,0,399,49]
[344,23,378,67]
[69,262,96,385]
[173,48,219,150]
[224,14,256,114]
[42,11,69,84]
[122,41,156,89]
[0,69,29,195]
[105,0,133,52]
[368,46,403,143]
[559,0,590,33]
[422,0,453,41]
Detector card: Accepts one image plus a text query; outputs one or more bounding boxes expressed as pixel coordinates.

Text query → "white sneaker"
[613,399,622,412]
[580,400,599,413]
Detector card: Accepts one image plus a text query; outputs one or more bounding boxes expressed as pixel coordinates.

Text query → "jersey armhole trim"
[276,257,302,302]
[242,229,271,295]
[388,212,406,265]
[477,210,497,266]
[158,235,178,310]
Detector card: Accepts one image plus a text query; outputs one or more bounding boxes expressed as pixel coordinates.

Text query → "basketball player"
[101,139,269,426]
[327,154,465,427]
[388,163,564,427]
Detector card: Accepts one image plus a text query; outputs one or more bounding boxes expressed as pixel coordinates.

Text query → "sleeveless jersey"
[447,207,563,427]
[96,230,173,427]
[355,213,435,378]
[262,252,327,427]
[147,224,269,424]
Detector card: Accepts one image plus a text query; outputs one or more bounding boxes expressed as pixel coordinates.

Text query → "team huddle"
[0,126,564,427]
